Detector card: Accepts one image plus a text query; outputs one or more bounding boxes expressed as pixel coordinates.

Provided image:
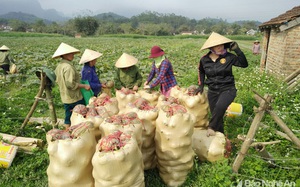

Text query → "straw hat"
[149,46,165,58]
[254,40,260,43]
[115,53,138,68]
[79,49,103,64]
[0,45,10,51]
[52,42,80,59]
[200,32,232,50]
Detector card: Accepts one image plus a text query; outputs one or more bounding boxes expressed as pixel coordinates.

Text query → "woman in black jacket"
[195,32,248,137]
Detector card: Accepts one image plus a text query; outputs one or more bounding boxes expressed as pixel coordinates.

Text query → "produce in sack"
[116,88,140,114]
[192,128,227,162]
[90,93,119,115]
[169,85,186,99]
[155,103,195,187]
[156,95,181,109]
[99,112,143,149]
[125,98,158,170]
[92,130,145,187]
[46,122,96,187]
[137,89,160,106]
[180,85,209,128]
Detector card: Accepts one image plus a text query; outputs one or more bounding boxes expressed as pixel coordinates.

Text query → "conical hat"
[200,32,232,50]
[52,42,80,59]
[0,45,10,51]
[79,49,103,64]
[115,53,138,68]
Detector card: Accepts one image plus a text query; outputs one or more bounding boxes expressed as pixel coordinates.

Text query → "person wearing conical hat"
[252,40,260,55]
[0,45,16,75]
[114,53,142,91]
[195,32,248,137]
[53,42,91,129]
[80,49,105,96]
[143,46,177,97]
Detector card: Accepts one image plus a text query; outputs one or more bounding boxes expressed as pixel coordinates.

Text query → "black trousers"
[207,87,237,133]
[0,64,10,74]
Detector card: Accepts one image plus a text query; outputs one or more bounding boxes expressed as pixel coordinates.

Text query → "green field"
[0,33,299,187]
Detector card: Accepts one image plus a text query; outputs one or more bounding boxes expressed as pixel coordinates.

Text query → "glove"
[194,85,204,95]
[230,42,240,51]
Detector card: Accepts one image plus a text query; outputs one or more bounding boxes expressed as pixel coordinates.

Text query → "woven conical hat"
[79,49,103,64]
[52,42,80,59]
[200,32,232,50]
[0,45,10,51]
[115,53,138,68]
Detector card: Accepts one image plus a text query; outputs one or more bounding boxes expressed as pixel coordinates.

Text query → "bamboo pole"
[254,144,275,166]
[268,110,300,149]
[259,123,292,141]
[45,85,57,126]
[284,67,300,83]
[232,94,272,173]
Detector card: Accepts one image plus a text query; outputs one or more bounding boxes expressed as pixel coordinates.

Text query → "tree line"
[0,11,261,36]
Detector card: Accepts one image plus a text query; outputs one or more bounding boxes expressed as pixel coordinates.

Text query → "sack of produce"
[192,128,226,162]
[92,130,145,187]
[116,88,140,114]
[156,95,181,109]
[125,98,158,170]
[46,122,96,187]
[155,103,195,187]
[99,112,143,149]
[90,93,119,115]
[180,85,209,128]
[137,89,160,106]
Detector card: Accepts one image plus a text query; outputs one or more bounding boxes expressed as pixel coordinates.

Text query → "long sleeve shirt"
[198,48,248,91]
[81,64,102,96]
[0,51,14,66]
[114,65,142,90]
[55,59,83,104]
[147,58,177,94]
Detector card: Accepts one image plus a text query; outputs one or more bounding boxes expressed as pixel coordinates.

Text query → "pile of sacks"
[46,85,228,187]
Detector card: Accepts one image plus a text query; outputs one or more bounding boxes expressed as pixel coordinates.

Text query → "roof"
[259,6,300,29]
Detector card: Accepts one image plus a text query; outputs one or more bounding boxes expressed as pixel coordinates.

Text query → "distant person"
[194,32,248,137]
[53,42,90,129]
[252,40,260,55]
[0,45,17,75]
[114,53,143,92]
[144,46,177,97]
[80,49,105,96]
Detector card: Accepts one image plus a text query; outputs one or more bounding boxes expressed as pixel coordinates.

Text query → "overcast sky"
[37,0,299,22]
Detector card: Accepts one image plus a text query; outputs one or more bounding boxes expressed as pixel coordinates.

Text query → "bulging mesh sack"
[192,128,226,162]
[92,130,145,187]
[124,98,159,170]
[116,88,141,114]
[46,122,96,187]
[89,93,119,115]
[155,103,195,187]
[99,112,143,149]
[137,89,160,106]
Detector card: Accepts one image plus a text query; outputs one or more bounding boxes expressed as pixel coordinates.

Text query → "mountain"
[93,12,129,22]
[0,0,68,22]
[0,12,53,24]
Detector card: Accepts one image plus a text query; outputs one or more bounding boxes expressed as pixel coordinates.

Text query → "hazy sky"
[37,0,299,22]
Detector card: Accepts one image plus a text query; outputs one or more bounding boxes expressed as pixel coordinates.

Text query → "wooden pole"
[268,110,300,149]
[20,73,46,129]
[45,85,57,126]
[232,94,272,173]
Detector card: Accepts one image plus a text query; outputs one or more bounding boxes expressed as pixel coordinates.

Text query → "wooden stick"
[284,67,300,83]
[268,110,300,149]
[254,144,275,165]
[45,85,57,126]
[232,94,272,173]
[259,123,292,141]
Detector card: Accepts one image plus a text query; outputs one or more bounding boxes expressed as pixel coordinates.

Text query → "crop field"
[0,33,299,187]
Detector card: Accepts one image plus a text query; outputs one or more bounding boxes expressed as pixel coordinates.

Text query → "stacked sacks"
[99,112,143,149]
[192,128,227,162]
[71,104,110,140]
[155,103,195,187]
[180,85,209,128]
[116,87,140,114]
[90,93,119,115]
[137,89,160,106]
[124,98,158,170]
[92,130,145,187]
[46,122,96,187]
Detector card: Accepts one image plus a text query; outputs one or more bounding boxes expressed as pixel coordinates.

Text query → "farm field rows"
[0,34,299,187]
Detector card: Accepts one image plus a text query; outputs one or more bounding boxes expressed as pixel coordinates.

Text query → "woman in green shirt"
[114,53,142,92]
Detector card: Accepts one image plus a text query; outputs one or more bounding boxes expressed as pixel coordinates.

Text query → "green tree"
[9,19,28,32]
[33,19,46,33]
[74,16,99,36]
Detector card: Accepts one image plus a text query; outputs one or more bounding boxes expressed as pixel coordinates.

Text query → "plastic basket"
[80,80,94,105]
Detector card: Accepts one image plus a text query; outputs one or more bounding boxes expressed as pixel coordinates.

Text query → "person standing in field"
[114,53,143,92]
[53,42,90,129]
[143,46,177,97]
[79,49,105,96]
[0,45,17,75]
[252,40,260,55]
[194,32,248,137]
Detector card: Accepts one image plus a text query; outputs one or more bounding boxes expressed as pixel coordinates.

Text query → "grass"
[0,34,299,187]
